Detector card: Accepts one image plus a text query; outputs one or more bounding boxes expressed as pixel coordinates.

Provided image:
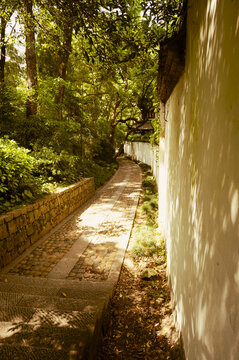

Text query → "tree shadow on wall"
[166,0,239,359]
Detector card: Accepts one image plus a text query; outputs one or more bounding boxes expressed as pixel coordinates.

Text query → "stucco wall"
[124,142,159,187]
[163,0,239,359]
[0,178,95,269]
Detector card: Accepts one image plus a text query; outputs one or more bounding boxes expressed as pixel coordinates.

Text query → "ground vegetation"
[0,1,184,212]
[97,161,185,359]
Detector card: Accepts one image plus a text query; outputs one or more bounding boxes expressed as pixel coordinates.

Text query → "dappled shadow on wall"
[166,0,239,359]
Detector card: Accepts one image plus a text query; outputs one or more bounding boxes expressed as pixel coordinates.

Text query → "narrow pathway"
[0,159,141,360]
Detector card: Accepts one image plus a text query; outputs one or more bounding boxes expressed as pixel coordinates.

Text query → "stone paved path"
[0,158,141,359]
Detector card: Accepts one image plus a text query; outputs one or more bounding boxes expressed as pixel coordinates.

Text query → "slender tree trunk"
[114,129,132,159]
[110,123,116,147]
[109,97,121,146]
[0,17,6,89]
[54,22,73,121]
[24,0,38,117]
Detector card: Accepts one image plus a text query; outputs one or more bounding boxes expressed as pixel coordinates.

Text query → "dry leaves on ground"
[97,165,185,360]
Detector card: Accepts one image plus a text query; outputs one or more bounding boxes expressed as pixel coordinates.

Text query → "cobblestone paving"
[67,242,117,281]
[66,165,140,282]
[6,159,141,281]
[8,220,83,277]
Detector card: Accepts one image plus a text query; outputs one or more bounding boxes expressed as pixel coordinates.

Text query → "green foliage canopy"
[0,0,184,211]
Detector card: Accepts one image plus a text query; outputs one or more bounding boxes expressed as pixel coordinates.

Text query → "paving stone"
[0,292,23,307]
[0,345,69,360]
[0,307,35,322]
[0,324,93,353]
[17,294,102,312]
[0,159,141,359]
[0,223,8,240]
[2,284,59,297]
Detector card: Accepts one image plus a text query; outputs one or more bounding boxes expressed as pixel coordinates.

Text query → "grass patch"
[131,225,157,257]
[130,160,162,258]
[131,226,166,260]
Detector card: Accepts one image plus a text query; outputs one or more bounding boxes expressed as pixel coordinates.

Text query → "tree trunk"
[54,22,73,121]
[109,97,121,146]
[0,17,6,89]
[114,129,132,159]
[24,0,38,117]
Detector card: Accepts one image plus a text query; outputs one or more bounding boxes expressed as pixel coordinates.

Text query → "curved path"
[0,158,141,360]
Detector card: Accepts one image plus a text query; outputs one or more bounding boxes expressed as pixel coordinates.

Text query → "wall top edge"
[0,177,95,221]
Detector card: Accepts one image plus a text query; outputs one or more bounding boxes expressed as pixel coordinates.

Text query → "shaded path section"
[0,159,141,359]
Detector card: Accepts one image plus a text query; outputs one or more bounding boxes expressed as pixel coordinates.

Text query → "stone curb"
[0,159,142,359]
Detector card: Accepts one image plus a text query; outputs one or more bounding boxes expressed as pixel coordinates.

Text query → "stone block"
[44,222,52,233]
[0,239,6,255]
[41,203,49,212]
[6,237,15,252]
[13,232,22,248]
[0,252,11,268]
[26,204,34,212]
[26,225,34,236]
[12,209,23,219]
[37,199,44,209]
[32,203,39,210]
[3,213,14,222]
[7,220,17,235]
[20,207,28,215]
[0,175,96,270]
[34,209,41,220]
[16,215,27,230]
[30,226,39,244]
[29,211,35,223]
[0,223,8,240]
[18,237,30,253]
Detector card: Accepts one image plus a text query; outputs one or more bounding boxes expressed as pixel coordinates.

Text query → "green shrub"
[137,161,151,172]
[141,201,158,226]
[142,176,156,193]
[127,133,152,143]
[0,138,42,212]
[32,147,82,184]
[0,138,118,213]
[84,160,118,188]
[131,225,157,258]
[141,198,158,213]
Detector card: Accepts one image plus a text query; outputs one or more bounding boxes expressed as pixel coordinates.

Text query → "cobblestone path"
[0,158,141,359]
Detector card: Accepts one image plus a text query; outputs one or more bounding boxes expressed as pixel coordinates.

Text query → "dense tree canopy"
[0,0,184,212]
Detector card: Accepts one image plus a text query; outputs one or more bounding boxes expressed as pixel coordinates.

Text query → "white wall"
[124,140,167,234]
[124,142,159,188]
[164,0,239,359]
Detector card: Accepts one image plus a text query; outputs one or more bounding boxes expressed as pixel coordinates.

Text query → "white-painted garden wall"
[124,140,167,235]
[162,0,239,359]
[124,142,159,188]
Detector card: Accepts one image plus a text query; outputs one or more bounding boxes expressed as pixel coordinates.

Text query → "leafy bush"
[0,138,118,214]
[141,195,158,226]
[84,160,118,188]
[142,176,156,194]
[131,225,157,258]
[0,138,42,212]
[32,147,83,184]
[127,133,152,143]
[130,161,160,257]
[137,161,151,172]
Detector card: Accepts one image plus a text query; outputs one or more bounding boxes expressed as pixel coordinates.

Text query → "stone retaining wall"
[0,178,95,269]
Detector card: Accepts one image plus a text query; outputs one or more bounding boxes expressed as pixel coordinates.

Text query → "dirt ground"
[97,170,185,360]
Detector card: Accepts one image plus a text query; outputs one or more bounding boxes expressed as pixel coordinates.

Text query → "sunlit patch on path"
[0,158,141,359]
